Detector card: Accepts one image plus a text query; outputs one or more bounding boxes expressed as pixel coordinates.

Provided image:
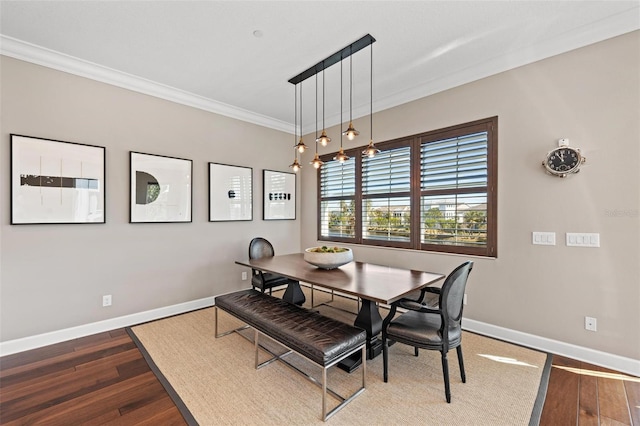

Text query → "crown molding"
[2,7,638,136]
[0,35,293,134]
[325,8,640,130]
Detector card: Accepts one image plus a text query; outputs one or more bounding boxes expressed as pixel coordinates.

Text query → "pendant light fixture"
[310,73,324,169]
[316,67,331,147]
[342,50,360,141]
[363,43,380,158]
[289,84,302,172]
[287,35,376,168]
[334,58,350,164]
[294,82,308,154]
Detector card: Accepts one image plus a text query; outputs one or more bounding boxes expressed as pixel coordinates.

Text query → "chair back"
[249,237,275,260]
[439,261,473,339]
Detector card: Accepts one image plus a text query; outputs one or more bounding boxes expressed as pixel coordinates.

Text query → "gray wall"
[0,56,300,340]
[300,32,640,361]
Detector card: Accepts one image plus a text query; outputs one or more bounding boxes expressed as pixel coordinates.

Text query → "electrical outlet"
[102,295,112,307]
[241,271,248,281]
[585,316,597,331]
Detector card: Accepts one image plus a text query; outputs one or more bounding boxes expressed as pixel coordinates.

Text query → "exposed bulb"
[316,130,331,147]
[343,122,359,141]
[295,137,307,153]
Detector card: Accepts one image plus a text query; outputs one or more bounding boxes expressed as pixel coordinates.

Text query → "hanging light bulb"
[311,153,324,169]
[342,52,359,141]
[294,82,308,153]
[333,148,349,164]
[362,44,380,158]
[310,74,324,170]
[289,154,302,172]
[289,85,301,172]
[363,140,380,158]
[335,58,350,165]
[316,68,331,147]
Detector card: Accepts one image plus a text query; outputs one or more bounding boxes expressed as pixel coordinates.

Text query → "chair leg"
[441,351,451,403]
[456,345,466,383]
[382,337,389,382]
[414,347,419,356]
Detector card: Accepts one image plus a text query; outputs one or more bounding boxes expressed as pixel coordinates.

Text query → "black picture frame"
[10,134,106,225]
[263,169,296,220]
[208,162,253,222]
[130,151,193,223]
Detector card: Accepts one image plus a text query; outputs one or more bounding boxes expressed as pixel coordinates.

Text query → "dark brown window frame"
[317,116,497,258]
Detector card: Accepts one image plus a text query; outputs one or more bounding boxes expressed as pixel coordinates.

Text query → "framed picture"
[209,163,253,221]
[130,152,192,223]
[263,169,296,220]
[10,134,106,225]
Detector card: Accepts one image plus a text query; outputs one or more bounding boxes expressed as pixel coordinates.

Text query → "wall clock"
[542,139,586,178]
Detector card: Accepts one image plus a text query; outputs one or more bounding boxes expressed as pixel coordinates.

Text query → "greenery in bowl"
[308,246,348,253]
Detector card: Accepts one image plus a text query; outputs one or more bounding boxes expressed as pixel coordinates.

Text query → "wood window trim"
[317,116,497,258]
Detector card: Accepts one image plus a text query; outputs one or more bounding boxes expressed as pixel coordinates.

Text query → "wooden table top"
[235,253,445,305]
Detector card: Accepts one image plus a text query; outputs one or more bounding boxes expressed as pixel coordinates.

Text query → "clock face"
[544,147,582,176]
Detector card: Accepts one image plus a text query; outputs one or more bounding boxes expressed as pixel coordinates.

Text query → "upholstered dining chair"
[382,261,473,403]
[248,237,291,295]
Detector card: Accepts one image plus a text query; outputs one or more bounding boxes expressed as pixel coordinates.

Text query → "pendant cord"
[349,49,353,122]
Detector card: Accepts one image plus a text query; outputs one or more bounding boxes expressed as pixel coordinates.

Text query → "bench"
[214,289,366,421]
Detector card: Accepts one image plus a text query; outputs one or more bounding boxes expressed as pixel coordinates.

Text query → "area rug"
[128,290,550,425]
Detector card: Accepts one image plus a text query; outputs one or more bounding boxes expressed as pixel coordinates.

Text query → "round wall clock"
[542,140,586,178]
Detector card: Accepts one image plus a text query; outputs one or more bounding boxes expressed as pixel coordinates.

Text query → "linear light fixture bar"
[287,34,376,85]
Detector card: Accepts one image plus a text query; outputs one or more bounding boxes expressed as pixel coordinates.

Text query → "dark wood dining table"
[235,253,445,371]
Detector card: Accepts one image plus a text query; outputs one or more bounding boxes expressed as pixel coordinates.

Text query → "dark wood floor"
[1,328,638,425]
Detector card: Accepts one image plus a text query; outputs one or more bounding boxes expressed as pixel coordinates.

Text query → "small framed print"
[130,151,192,223]
[263,169,295,220]
[10,134,106,224]
[209,162,253,221]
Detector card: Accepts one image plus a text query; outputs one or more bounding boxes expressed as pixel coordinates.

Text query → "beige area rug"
[129,289,549,426]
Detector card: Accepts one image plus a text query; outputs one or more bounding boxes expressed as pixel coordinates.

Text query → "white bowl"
[304,247,353,270]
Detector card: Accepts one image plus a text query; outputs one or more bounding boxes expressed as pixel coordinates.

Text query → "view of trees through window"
[318,117,497,257]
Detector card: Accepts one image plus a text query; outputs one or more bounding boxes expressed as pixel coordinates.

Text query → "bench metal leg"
[322,345,366,421]
[215,306,250,338]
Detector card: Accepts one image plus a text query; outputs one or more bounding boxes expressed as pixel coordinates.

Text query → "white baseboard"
[0,296,215,356]
[1,296,638,377]
[463,318,640,377]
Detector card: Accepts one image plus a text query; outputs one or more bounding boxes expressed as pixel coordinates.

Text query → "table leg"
[355,299,384,359]
[282,280,305,305]
[338,298,383,373]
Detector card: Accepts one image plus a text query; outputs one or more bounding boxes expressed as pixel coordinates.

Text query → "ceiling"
[1,1,639,134]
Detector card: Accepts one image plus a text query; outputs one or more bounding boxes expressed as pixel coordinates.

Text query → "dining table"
[235,253,445,372]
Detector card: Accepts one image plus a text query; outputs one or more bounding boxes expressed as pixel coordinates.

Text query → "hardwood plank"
[597,370,631,425]
[578,372,599,425]
[539,356,580,426]
[104,395,187,425]
[623,379,640,426]
[0,335,133,381]
[5,372,159,425]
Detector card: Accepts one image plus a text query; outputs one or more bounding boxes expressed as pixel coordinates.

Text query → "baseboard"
[2,296,638,377]
[463,318,640,377]
[0,297,215,356]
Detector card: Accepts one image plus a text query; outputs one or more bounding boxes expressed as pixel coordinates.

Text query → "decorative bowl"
[304,247,353,270]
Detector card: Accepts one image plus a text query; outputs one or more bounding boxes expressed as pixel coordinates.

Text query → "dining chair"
[248,237,299,298]
[382,261,473,403]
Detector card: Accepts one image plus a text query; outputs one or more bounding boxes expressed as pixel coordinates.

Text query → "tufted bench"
[215,289,366,421]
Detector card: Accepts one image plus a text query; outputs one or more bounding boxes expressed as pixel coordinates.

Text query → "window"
[319,157,356,240]
[318,117,497,257]
[362,144,411,246]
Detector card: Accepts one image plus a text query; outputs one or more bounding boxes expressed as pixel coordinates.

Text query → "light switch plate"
[566,233,600,247]
[532,232,556,245]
